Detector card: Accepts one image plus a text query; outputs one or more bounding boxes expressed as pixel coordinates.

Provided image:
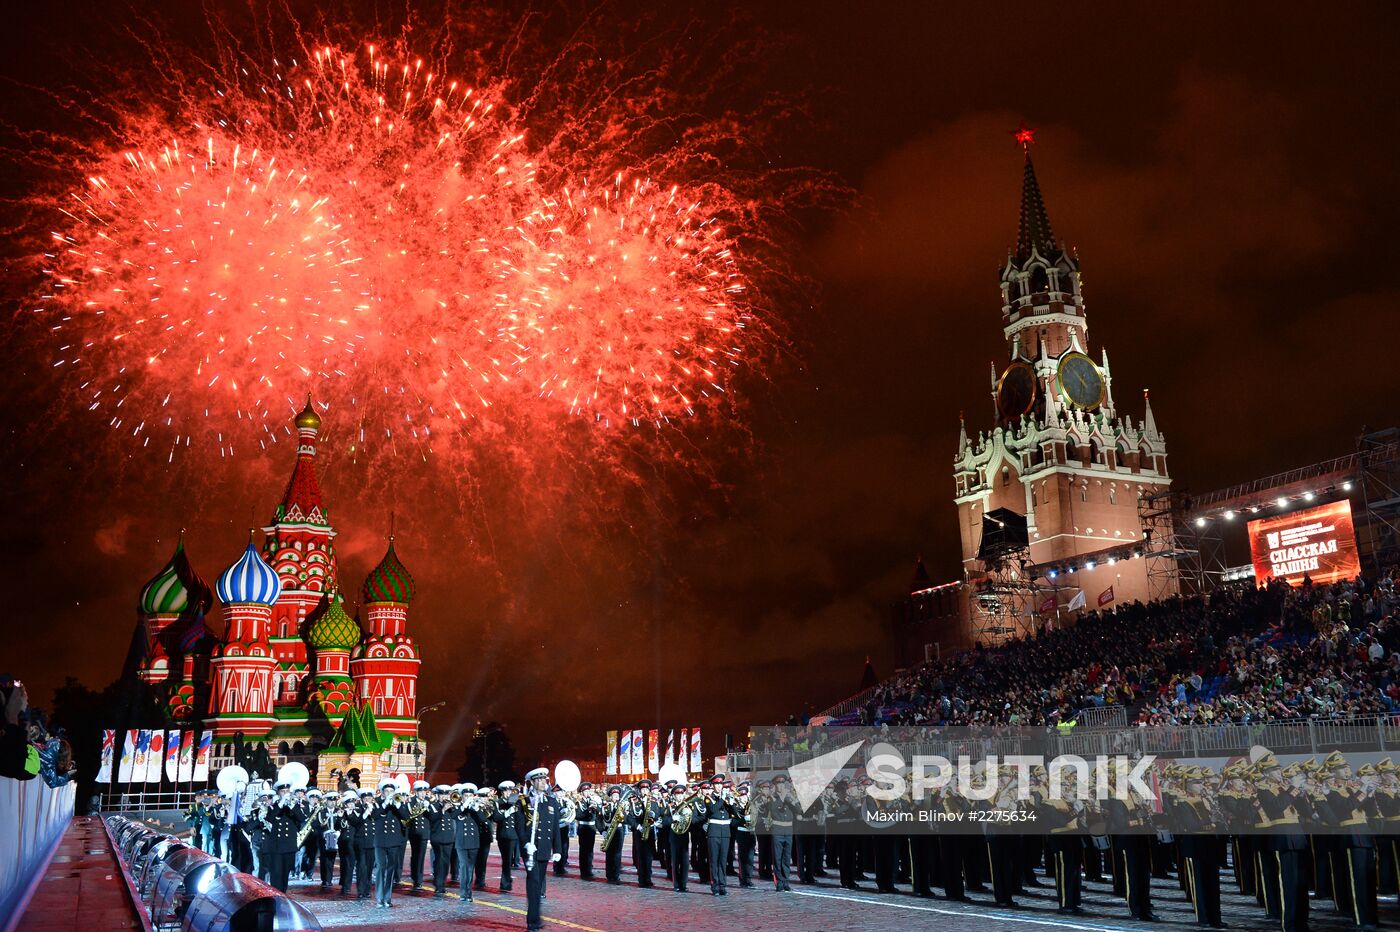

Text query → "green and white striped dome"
[139,540,212,616]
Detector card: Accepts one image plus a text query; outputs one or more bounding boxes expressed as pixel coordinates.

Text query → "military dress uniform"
[1256,763,1313,932]
[1176,768,1224,929]
[735,784,757,887]
[405,783,434,889]
[264,786,306,892]
[520,769,562,932]
[474,789,495,891]
[309,795,341,886]
[368,783,410,907]
[496,782,523,891]
[344,791,375,897]
[425,786,457,897]
[662,786,694,892]
[628,782,661,888]
[699,781,741,896]
[602,790,627,883]
[574,784,600,879]
[767,778,798,892]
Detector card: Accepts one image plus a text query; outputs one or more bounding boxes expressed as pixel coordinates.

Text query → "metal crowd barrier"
[731,714,1400,773]
[103,815,321,932]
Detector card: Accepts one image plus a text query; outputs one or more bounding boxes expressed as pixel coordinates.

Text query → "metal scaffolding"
[1139,488,1225,599]
[1358,429,1400,574]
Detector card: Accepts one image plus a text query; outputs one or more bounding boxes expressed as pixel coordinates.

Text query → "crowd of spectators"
[841,573,1399,731]
[1,677,77,787]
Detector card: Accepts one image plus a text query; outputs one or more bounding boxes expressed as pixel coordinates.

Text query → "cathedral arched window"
[1080,483,1088,503]
[1109,485,1117,505]
[1001,466,1010,488]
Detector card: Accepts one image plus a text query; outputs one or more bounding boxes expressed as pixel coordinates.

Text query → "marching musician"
[735,781,757,888]
[206,793,228,860]
[443,782,488,901]
[331,791,358,895]
[766,775,798,893]
[407,779,433,889]
[602,785,626,884]
[248,786,272,881]
[1102,765,1156,921]
[474,786,496,892]
[184,791,208,851]
[662,784,695,892]
[425,784,455,897]
[297,787,321,881]
[496,780,523,891]
[628,779,661,888]
[263,779,306,892]
[308,790,338,887]
[518,767,562,931]
[698,775,741,896]
[553,783,575,877]
[345,788,375,899]
[575,782,600,879]
[368,778,410,908]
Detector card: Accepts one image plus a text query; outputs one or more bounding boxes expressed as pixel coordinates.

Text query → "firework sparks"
[34,32,777,462]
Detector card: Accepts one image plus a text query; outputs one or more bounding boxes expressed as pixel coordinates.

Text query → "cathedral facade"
[129,401,425,788]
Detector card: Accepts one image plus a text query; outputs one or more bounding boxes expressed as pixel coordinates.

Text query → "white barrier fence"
[0,776,77,930]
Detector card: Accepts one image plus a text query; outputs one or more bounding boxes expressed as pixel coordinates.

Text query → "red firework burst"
[37,33,771,462]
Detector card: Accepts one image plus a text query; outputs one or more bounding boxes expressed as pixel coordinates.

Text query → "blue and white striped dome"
[216,542,283,605]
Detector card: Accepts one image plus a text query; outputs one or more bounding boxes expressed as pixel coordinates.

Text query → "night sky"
[3,1,1398,770]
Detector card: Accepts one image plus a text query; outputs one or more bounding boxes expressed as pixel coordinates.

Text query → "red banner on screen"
[1248,500,1362,586]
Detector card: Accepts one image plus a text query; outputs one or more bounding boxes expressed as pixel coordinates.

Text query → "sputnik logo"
[789,740,865,810]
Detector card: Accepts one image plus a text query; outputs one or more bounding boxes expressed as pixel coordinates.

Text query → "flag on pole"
[1067,589,1087,611]
[664,728,675,768]
[647,729,660,774]
[1038,595,1056,614]
[178,730,196,782]
[678,729,690,773]
[133,730,151,777]
[619,730,632,775]
[689,728,702,772]
[605,731,618,776]
[193,731,213,781]
[165,729,181,780]
[631,729,643,774]
[146,730,166,783]
[1098,585,1115,607]
[97,729,115,784]
[118,730,137,783]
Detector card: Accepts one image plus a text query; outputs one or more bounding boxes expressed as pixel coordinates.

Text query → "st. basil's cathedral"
[125,400,426,788]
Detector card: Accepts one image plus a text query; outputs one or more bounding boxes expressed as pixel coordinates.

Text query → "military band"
[183,749,1400,931]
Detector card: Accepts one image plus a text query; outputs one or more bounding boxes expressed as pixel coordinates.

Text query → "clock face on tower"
[995,361,1036,420]
[1056,352,1105,410]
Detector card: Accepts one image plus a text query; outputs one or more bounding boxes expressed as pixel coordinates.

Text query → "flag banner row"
[604,726,704,776]
[100,728,213,785]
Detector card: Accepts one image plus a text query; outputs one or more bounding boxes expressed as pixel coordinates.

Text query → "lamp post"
[414,701,445,781]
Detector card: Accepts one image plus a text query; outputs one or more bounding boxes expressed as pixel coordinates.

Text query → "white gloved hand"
[525,842,537,859]
[551,853,560,863]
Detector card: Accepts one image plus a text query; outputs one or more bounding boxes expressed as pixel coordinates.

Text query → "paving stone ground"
[287,842,1400,932]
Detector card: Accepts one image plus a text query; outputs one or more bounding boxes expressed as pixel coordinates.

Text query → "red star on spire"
[1011,121,1037,150]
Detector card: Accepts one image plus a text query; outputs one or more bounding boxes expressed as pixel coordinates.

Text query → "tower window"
[1109,485,1117,505]
[1001,467,1010,488]
[1080,483,1088,503]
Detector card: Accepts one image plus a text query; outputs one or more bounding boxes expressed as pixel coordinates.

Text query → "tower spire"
[1016,135,1056,261]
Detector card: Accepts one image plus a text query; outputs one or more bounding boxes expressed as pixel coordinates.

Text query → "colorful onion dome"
[294,396,322,431]
[139,539,212,615]
[309,593,361,651]
[362,538,415,604]
[216,540,283,605]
